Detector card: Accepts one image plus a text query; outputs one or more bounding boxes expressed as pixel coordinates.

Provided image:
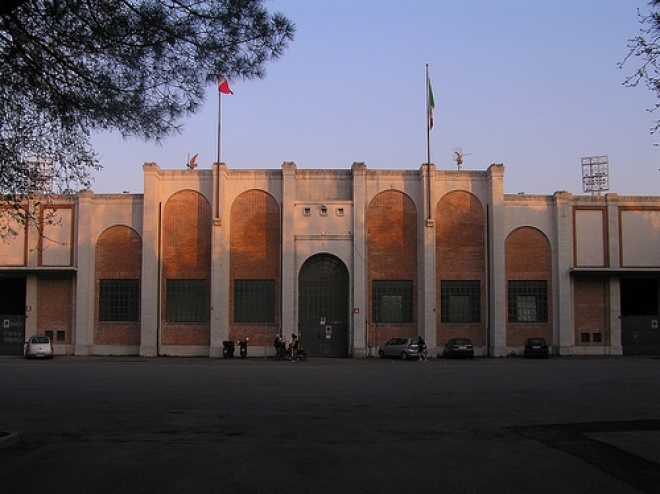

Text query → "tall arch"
[229,189,281,345]
[95,225,142,346]
[366,190,417,348]
[298,253,349,357]
[161,190,212,347]
[436,190,486,347]
[505,226,552,347]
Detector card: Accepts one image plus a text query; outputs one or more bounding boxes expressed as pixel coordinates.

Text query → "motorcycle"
[222,340,235,358]
[281,344,307,361]
[238,338,249,358]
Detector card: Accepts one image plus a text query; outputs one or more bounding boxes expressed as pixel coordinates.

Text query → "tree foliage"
[621,0,660,133]
[0,0,294,217]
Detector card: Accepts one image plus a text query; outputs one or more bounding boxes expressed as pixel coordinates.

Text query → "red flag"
[218,76,234,95]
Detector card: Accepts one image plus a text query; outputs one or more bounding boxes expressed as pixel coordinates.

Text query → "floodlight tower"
[581,156,609,196]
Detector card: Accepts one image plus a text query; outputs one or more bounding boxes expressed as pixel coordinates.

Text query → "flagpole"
[426,63,431,167]
[217,88,222,166]
[425,63,432,224]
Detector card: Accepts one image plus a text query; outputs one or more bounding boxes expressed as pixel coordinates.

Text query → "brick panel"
[506,227,552,346]
[436,191,486,346]
[37,277,72,344]
[229,190,281,343]
[94,225,142,346]
[574,278,609,345]
[367,190,417,347]
[162,190,212,346]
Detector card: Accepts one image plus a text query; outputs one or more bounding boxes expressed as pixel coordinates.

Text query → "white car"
[25,335,54,359]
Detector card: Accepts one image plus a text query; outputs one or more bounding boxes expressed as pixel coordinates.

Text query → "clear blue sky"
[91,0,660,196]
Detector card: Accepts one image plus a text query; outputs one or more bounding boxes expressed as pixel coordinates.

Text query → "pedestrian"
[290,333,299,362]
[418,336,427,362]
[274,334,283,360]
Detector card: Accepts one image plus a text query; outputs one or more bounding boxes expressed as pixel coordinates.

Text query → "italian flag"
[428,79,435,130]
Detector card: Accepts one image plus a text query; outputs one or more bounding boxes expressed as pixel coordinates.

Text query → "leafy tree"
[0,0,294,237]
[621,0,660,133]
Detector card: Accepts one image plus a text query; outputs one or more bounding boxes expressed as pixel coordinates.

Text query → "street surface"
[1,356,659,493]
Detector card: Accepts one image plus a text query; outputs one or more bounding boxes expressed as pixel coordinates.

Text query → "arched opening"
[298,254,349,357]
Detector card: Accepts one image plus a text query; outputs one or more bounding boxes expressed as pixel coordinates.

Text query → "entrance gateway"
[620,278,660,355]
[298,254,349,357]
[0,277,27,355]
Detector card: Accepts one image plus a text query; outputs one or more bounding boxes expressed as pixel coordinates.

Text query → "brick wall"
[436,191,486,346]
[37,276,72,344]
[574,278,609,345]
[505,227,553,346]
[367,190,417,347]
[229,190,281,345]
[162,190,212,346]
[95,225,142,346]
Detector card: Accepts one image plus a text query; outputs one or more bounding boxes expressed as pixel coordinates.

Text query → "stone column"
[210,163,230,357]
[74,190,94,355]
[487,164,506,356]
[554,191,574,356]
[140,163,161,357]
[281,162,297,340]
[351,162,368,357]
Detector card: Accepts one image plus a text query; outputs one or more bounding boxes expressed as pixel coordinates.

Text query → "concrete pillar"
[352,162,368,357]
[74,190,94,355]
[487,164,506,356]
[554,191,574,355]
[606,194,623,355]
[281,162,297,339]
[140,163,161,357]
[420,164,437,353]
[210,163,230,357]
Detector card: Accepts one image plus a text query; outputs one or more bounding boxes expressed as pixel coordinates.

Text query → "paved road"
[1,356,659,493]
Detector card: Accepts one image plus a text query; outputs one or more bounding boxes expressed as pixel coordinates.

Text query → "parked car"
[378,337,422,360]
[524,337,549,358]
[25,335,54,359]
[443,338,474,359]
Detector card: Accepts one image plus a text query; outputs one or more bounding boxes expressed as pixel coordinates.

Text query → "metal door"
[298,254,349,357]
[0,315,26,355]
[620,278,660,355]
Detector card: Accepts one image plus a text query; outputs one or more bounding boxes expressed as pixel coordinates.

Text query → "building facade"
[1,161,659,358]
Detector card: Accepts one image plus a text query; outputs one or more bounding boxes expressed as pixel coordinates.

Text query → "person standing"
[274,335,283,360]
[290,333,299,362]
[418,337,427,362]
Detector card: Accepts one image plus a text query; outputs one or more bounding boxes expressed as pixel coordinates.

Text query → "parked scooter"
[222,340,235,358]
[238,338,249,358]
[281,344,307,361]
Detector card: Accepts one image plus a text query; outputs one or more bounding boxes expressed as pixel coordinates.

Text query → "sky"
[91,0,660,196]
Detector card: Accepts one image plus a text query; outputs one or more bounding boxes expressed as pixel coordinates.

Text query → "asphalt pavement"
[1,355,659,493]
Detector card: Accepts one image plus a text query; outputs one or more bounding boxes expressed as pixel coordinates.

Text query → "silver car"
[25,335,54,359]
[378,337,421,360]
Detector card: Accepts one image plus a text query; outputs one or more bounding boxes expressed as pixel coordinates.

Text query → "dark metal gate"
[0,277,27,355]
[298,254,349,357]
[0,315,26,355]
[620,278,660,355]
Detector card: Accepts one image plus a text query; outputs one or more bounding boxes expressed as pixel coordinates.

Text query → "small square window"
[56,331,65,342]
[303,207,311,216]
[336,208,344,216]
[593,333,602,343]
[45,330,53,339]
[320,207,328,216]
[581,332,590,343]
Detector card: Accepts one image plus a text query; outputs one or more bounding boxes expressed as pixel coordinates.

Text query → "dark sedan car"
[524,337,549,358]
[443,338,474,359]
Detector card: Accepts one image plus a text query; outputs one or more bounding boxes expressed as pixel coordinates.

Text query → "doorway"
[0,277,27,355]
[298,254,349,357]
[620,278,660,355]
